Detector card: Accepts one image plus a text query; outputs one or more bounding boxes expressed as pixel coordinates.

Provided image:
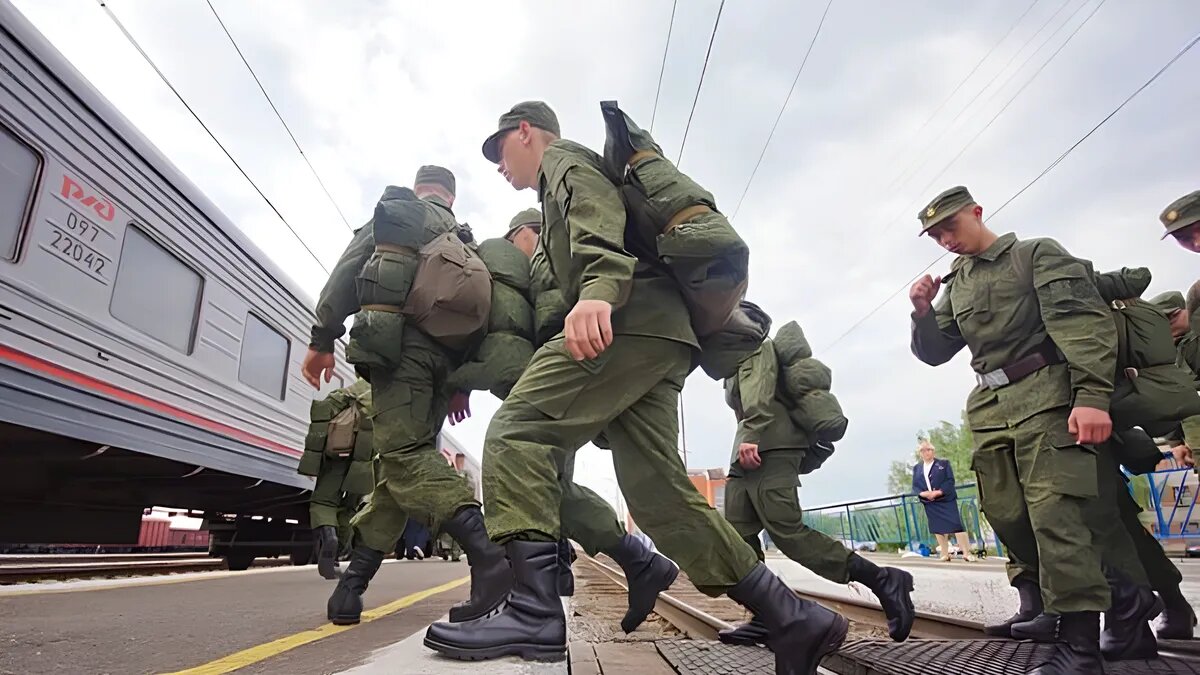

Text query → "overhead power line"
[823,26,1200,353]
[650,0,679,133]
[205,0,353,232]
[676,0,726,166]
[97,1,330,274]
[730,0,834,219]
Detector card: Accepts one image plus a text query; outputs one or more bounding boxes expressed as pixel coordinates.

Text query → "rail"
[0,556,287,583]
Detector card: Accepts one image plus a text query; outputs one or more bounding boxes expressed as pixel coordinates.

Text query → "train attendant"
[912,440,976,562]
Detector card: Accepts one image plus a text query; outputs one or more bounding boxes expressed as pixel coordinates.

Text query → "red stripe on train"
[0,344,302,458]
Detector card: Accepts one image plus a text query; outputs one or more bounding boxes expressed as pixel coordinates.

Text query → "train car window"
[238,313,289,400]
[110,226,202,353]
[0,125,41,261]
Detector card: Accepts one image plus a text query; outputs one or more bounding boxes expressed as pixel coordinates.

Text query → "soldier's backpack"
[771,321,850,447]
[1010,245,1200,435]
[297,381,375,495]
[402,232,493,351]
[598,100,750,337]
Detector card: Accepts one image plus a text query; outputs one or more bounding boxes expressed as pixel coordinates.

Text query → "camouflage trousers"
[971,407,1143,613]
[351,331,477,553]
[309,456,365,549]
[483,336,759,593]
[1114,464,1183,593]
[560,451,625,556]
[724,450,852,583]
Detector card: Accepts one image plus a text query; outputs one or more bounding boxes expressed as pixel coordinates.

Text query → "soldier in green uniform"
[1159,190,1200,253]
[505,207,679,633]
[719,335,915,646]
[424,102,848,675]
[301,166,510,627]
[298,378,375,580]
[909,186,1160,673]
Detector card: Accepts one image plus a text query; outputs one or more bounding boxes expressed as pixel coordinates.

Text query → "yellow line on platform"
[159,575,469,675]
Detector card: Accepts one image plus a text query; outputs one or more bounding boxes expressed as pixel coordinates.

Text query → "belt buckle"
[977,369,1010,389]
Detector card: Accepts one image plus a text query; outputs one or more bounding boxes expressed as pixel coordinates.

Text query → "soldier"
[299,378,374,580]
[423,102,848,675]
[909,186,1158,673]
[718,332,915,646]
[301,166,510,627]
[1153,290,1200,470]
[1159,190,1200,253]
[507,207,680,633]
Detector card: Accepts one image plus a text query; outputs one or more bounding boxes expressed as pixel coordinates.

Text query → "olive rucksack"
[1010,245,1200,434]
[402,231,493,352]
[598,100,750,337]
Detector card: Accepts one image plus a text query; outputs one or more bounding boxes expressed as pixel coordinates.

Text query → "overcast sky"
[13,0,1199,510]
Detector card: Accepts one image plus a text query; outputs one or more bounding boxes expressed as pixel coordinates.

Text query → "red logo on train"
[60,175,115,222]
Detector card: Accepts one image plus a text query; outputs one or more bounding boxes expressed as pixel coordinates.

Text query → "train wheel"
[225,551,254,571]
[290,546,314,566]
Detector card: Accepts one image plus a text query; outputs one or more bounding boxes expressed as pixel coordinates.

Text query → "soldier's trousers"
[351,332,477,553]
[560,451,625,556]
[310,456,363,547]
[970,407,1111,613]
[483,336,760,594]
[723,451,852,583]
[1115,471,1183,593]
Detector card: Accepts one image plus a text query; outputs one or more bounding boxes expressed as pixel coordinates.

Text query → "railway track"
[0,556,289,583]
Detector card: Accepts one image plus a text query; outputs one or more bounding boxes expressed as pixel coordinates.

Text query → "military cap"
[1150,291,1185,316]
[413,165,456,196]
[506,208,542,236]
[482,101,561,163]
[1160,190,1200,238]
[917,185,976,235]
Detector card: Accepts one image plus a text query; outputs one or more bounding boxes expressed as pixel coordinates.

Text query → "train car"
[0,1,364,568]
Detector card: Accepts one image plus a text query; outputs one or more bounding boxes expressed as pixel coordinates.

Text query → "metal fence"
[800,462,1198,557]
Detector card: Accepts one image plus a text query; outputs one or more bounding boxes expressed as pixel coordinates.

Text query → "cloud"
[12,0,1199,512]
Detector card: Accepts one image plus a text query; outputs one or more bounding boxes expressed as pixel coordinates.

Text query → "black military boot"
[424,540,566,662]
[728,563,848,675]
[718,614,769,647]
[1155,585,1198,640]
[602,534,679,633]
[314,526,341,580]
[1101,568,1162,660]
[984,577,1044,638]
[326,544,385,625]
[1011,612,1060,642]
[847,554,915,642]
[1029,611,1105,674]
[556,539,574,597]
[442,506,513,623]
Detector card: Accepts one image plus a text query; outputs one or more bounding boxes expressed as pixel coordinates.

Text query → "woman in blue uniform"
[912,441,976,562]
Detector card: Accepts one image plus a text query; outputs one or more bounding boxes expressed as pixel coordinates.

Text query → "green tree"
[886,410,975,494]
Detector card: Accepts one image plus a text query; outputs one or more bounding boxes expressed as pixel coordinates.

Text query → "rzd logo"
[60,175,115,222]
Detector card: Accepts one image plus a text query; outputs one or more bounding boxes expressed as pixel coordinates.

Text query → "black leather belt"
[976,340,1064,389]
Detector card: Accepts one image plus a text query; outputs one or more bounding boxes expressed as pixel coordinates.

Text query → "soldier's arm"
[736,343,779,445]
[1031,239,1117,411]
[310,221,374,353]
[910,292,965,366]
[549,162,635,310]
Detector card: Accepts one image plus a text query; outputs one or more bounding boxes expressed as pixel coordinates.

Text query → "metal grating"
[824,639,1200,675]
[656,638,775,674]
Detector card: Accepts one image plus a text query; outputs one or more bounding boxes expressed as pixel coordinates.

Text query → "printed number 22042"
[50,228,107,279]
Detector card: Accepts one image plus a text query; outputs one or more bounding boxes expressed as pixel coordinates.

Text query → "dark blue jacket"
[912,458,957,502]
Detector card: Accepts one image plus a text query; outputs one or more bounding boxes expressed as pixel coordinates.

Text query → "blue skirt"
[921,498,965,535]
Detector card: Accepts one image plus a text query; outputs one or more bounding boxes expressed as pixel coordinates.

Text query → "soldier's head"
[918,440,936,462]
[917,185,991,255]
[1152,291,1190,339]
[505,208,542,258]
[1160,190,1200,253]
[482,101,561,191]
[413,165,456,206]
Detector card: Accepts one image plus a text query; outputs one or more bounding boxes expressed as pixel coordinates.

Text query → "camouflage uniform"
[311,167,509,627]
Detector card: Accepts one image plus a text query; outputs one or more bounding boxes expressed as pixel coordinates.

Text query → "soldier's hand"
[448,391,471,425]
[909,275,942,318]
[1068,406,1112,445]
[738,443,761,470]
[1172,444,1195,468]
[302,348,335,389]
[565,299,614,361]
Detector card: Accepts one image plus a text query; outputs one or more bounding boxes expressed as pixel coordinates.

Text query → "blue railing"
[800,463,1198,557]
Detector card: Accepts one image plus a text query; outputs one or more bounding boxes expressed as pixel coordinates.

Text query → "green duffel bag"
[696,300,772,380]
[346,310,406,371]
[490,282,535,341]
[1110,362,1200,431]
[477,238,532,293]
[447,333,536,400]
[1110,427,1167,475]
[790,389,849,444]
[772,321,813,365]
[781,358,833,397]
[356,249,418,308]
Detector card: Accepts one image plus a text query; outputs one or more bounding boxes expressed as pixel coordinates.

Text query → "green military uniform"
[1154,291,1200,450]
[910,187,1117,615]
[303,379,375,549]
[316,167,511,628]
[723,341,851,582]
